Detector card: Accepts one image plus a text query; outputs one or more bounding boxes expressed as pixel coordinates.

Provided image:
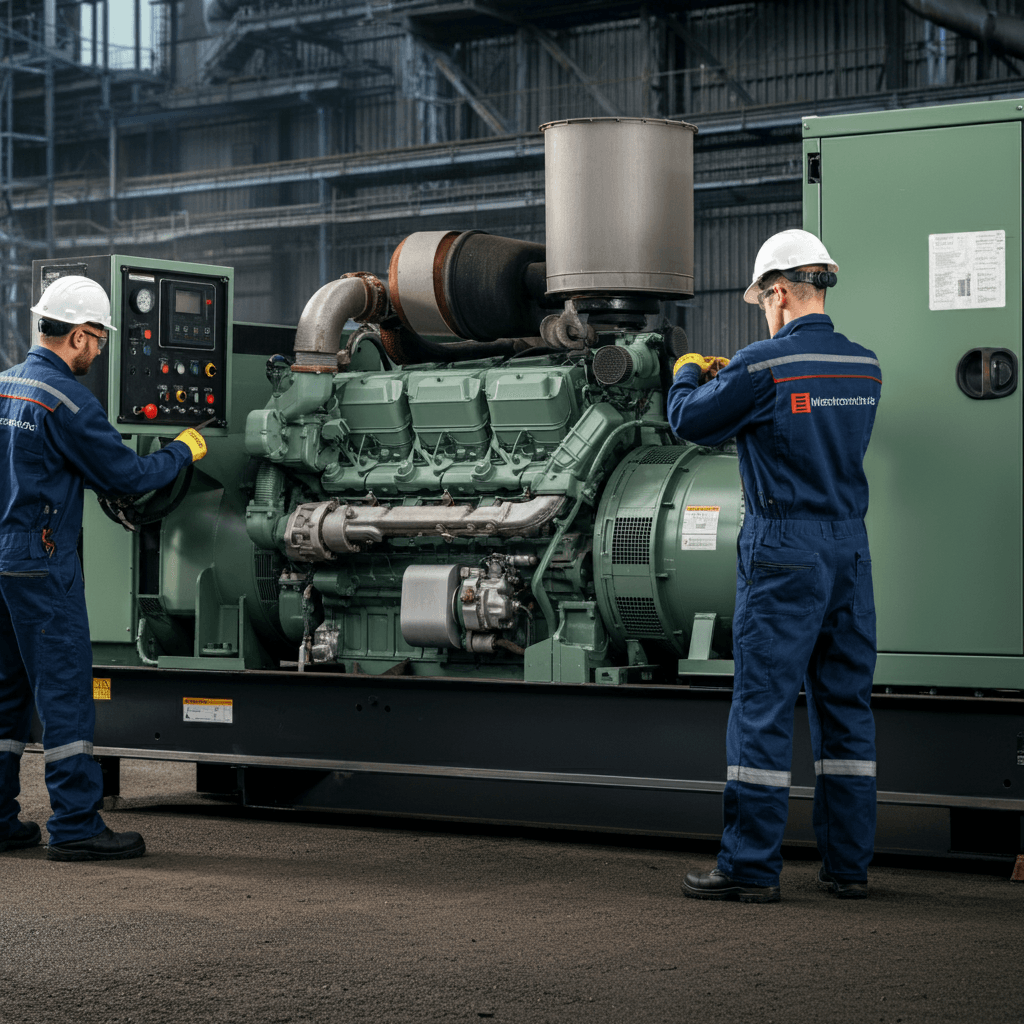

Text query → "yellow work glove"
[673,352,711,376]
[673,353,730,382]
[174,427,208,463]
[674,353,730,374]
[704,356,730,380]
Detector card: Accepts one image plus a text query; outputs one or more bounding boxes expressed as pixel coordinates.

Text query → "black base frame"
[41,667,1024,859]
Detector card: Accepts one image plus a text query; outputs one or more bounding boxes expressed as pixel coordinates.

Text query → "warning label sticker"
[183,697,233,724]
[681,506,720,551]
[93,678,111,701]
[929,230,1006,311]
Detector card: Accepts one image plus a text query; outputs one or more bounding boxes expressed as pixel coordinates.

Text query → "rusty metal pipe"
[293,273,388,372]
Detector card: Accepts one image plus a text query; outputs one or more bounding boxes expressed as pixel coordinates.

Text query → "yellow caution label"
[93,677,112,700]
[183,697,233,724]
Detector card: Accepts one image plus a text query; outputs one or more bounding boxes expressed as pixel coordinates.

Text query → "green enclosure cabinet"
[804,100,1024,662]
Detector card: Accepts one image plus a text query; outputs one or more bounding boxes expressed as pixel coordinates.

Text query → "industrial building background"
[2,0,1023,367]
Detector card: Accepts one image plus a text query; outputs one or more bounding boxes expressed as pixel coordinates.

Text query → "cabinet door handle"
[956,348,1018,400]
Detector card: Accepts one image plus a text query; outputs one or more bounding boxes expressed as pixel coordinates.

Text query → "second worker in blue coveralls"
[669,229,881,903]
[0,276,207,862]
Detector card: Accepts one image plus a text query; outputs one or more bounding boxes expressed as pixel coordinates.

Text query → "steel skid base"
[59,667,1024,860]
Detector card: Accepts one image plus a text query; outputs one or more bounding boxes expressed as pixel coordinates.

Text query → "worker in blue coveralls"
[0,276,207,862]
[670,229,880,903]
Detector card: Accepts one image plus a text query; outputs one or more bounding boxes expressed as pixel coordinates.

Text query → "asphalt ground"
[1,755,1022,1024]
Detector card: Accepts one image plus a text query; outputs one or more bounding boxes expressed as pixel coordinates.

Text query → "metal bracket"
[686,612,717,661]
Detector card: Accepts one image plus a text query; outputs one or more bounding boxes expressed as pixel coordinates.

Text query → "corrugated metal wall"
[687,201,805,358]
[142,0,1024,330]
[11,0,1024,355]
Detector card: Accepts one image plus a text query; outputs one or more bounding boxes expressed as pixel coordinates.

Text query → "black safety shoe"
[47,827,145,862]
[683,867,780,903]
[0,820,41,852]
[817,866,868,899]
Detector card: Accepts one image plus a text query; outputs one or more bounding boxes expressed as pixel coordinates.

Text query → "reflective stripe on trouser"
[717,518,877,888]
[0,552,104,844]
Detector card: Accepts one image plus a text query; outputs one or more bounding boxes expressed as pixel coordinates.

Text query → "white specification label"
[183,697,233,724]
[681,505,720,551]
[929,230,1005,310]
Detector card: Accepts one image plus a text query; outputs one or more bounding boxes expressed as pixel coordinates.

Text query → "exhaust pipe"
[902,0,1024,58]
[292,272,389,373]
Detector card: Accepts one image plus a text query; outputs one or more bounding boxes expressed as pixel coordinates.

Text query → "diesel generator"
[30,103,1024,859]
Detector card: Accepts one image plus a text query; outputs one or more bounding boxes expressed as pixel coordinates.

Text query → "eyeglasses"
[82,324,109,351]
[756,286,776,311]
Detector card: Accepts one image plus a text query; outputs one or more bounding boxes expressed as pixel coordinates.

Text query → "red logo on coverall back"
[791,393,811,414]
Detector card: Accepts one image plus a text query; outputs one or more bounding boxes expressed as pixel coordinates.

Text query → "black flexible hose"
[345,326,393,370]
[399,324,516,362]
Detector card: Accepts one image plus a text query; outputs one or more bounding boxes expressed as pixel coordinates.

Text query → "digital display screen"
[175,289,201,315]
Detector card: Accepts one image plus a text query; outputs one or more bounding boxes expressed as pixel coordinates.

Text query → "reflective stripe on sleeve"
[746,353,880,374]
[727,765,792,788]
[0,739,26,755]
[814,759,876,777]
[0,375,80,414]
[44,740,93,763]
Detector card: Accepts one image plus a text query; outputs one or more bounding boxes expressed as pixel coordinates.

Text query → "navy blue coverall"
[667,313,881,886]
[0,346,190,844]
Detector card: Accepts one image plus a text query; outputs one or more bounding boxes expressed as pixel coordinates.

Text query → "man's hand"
[702,357,730,383]
[673,353,730,383]
[174,427,208,463]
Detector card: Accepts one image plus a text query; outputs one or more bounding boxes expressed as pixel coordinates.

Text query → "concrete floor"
[1,754,1022,1024]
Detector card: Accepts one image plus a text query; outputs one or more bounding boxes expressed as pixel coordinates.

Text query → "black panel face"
[118,265,229,429]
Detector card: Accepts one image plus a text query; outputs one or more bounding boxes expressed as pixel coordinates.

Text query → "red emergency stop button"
[142,403,158,420]
[205,393,215,405]
[160,363,169,374]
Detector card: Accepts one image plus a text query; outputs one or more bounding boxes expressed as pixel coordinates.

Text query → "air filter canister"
[541,117,697,299]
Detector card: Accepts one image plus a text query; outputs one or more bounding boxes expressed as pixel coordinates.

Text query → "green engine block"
[116,330,743,684]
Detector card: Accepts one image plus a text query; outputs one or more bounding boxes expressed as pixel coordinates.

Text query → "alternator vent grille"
[614,596,662,636]
[638,447,683,464]
[612,516,652,564]
[254,549,280,610]
[137,597,164,618]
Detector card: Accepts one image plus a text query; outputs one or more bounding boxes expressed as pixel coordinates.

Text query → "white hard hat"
[743,229,838,304]
[30,275,117,332]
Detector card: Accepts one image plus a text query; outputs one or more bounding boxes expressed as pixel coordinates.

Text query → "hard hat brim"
[29,301,118,331]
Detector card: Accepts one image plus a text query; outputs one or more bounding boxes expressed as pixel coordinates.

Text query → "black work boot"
[0,820,41,852]
[683,867,780,903]
[817,866,868,899]
[47,827,145,862]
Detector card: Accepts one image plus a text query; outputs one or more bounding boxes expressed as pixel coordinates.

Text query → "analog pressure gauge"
[131,287,155,314]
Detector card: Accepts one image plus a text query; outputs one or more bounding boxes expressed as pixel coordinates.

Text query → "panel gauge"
[131,286,155,314]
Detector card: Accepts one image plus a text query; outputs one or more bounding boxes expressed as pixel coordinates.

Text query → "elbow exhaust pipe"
[292,272,389,373]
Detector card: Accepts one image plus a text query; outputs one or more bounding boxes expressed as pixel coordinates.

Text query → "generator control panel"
[31,255,233,436]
